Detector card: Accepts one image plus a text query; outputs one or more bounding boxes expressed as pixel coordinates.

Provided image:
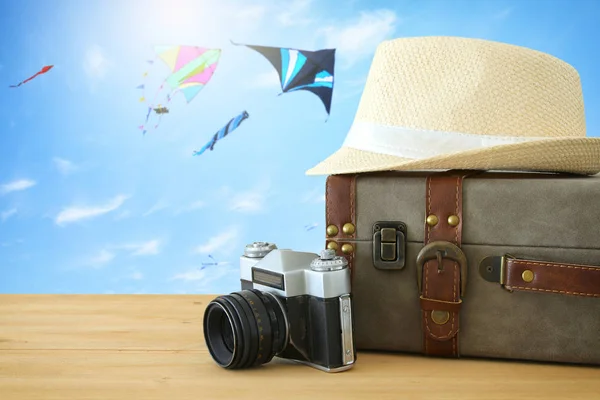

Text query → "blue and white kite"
[231,41,336,116]
[193,110,250,156]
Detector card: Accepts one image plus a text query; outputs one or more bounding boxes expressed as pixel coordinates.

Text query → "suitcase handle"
[479,255,600,298]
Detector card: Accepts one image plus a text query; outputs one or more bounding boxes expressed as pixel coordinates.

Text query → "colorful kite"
[231,41,336,116]
[137,46,221,135]
[9,65,54,88]
[193,110,250,156]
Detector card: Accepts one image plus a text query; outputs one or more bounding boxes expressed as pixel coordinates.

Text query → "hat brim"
[305,137,600,176]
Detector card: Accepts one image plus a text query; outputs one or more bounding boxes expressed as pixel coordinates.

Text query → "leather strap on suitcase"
[417,171,475,358]
[480,255,600,298]
[325,174,357,279]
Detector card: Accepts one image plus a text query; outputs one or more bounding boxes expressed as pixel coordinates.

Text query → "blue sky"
[1,0,599,294]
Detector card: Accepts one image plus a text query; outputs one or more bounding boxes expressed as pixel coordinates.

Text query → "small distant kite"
[193,110,250,156]
[305,223,318,231]
[137,46,221,135]
[201,255,227,269]
[231,41,336,116]
[153,106,169,114]
[9,65,54,88]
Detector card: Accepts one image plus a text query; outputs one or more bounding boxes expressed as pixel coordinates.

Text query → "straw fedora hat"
[306,36,600,176]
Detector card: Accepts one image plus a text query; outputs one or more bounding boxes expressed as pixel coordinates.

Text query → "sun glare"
[127,0,230,46]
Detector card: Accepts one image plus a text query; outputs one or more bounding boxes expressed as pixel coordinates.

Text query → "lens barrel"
[203,289,288,369]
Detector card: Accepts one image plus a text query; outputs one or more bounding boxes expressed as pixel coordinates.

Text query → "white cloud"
[234,4,266,21]
[55,194,129,226]
[53,157,78,175]
[301,187,325,204]
[111,239,162,256]
[318,9,399,68]
[277,0,314,26]
[494,7,513,20]
[187,200,205,210]
[86,239,160,271]
[0,238,23,247]
[194,227,238,254]
[114,210,132,220]
[83,45,111,79]
[1,208,17,222]
[196,265,239,292]
[230,191,267,213]
[87,249,115,267]
[171,265,238,292]
[130,271,144,280]
[172,269,207,281]
[1,179,36,195]
[143,200,169,217]
[175,200,206,215]
[228,181,271,213]
[251,70,280,89]
[126,239,161,256]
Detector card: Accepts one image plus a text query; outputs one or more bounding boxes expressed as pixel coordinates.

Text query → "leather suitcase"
[324,170,600,365]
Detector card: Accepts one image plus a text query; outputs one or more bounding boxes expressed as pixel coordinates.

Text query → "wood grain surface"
[0,295,599,399]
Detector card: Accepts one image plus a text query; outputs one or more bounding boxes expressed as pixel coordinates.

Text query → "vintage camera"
[203,241,356,372]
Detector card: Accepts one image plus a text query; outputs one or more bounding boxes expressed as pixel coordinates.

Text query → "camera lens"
[219,314,235,353]
[203,289,288,369]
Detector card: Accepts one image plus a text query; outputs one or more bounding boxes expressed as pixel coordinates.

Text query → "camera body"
[203,241,356,373]
[239,242,356,372]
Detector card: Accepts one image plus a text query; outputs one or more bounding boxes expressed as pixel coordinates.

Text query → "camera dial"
[310,249,348,272]
[244,241,277,258]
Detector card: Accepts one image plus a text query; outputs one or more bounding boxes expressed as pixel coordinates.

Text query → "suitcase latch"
[372,221,407,270]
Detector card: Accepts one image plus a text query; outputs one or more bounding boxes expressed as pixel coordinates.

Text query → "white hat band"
[342,121,549,160]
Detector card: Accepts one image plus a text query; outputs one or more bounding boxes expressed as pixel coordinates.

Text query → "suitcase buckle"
[416,241,468,297]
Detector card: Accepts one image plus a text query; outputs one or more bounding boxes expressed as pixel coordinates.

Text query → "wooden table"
[0,295,599,399]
